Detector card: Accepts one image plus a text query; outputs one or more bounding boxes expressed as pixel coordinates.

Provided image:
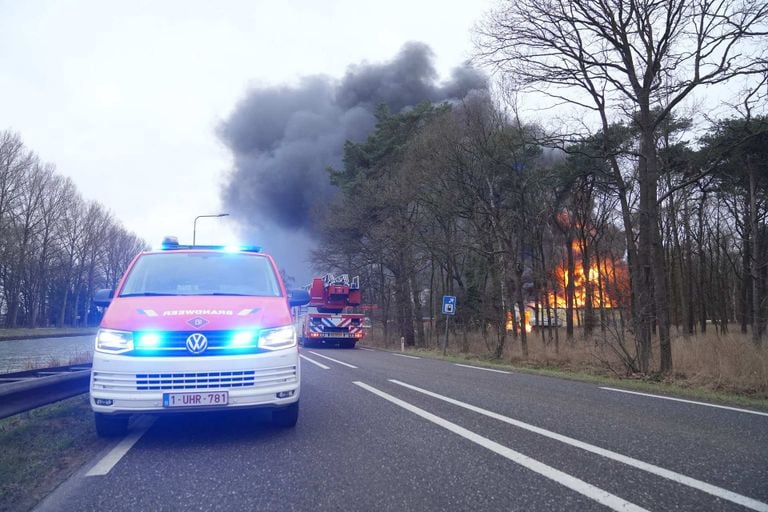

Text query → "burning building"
[506,236,630,333]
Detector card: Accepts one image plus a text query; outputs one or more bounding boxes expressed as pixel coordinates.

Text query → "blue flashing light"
[160,236,179,249]
[231,331,256,346]
[155,243,261,253]
[136,332,161,348]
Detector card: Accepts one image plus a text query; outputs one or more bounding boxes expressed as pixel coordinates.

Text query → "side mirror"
[94,288,115,308]
[288,289,310,308]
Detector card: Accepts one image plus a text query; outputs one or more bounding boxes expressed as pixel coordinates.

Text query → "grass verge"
[372,345,768,412]
[0,328,97,342]
[18,351,93,372]
[0,395,107,512]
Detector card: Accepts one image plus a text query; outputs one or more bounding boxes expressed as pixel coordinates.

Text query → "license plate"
[328,332,351,338]
[162,391,228,408]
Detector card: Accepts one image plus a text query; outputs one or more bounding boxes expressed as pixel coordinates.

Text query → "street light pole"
[193,213,229,245]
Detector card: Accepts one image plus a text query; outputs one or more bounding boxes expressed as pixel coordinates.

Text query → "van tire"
[272,401,299,428]
[95,413,128,438]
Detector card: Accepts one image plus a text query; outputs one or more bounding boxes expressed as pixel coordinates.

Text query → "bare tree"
[477,0,768,372]
[0,130,144,327]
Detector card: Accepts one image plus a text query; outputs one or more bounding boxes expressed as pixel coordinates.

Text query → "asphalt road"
[35,347,768,511]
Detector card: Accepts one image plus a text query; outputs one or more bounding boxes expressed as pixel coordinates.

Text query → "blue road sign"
[442,295,457,316]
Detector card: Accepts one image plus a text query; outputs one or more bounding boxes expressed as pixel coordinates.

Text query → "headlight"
[258,326,296,350]
[95,328,133,353]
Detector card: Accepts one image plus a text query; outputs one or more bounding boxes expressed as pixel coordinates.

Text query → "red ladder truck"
[296,274,365,349]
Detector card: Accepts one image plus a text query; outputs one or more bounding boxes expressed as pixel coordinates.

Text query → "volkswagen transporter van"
[89,238,310,437]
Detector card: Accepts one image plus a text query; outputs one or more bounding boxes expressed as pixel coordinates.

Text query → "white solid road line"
[391,379,768,512]
[358,347,375,352]
[86,416,156,477]
[299,354,330,370]
[392,353,421,359]
[307,351,358,369]
[454,363,511,374]
[601,387,768,418]
[354,381,647,512]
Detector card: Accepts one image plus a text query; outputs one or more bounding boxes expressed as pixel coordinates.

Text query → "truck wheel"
[94,413,128,438]
[342,341,356,349]
[272,401,299,428]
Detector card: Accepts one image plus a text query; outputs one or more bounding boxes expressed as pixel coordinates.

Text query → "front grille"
[136,370,256,390]
[92,365,297,392]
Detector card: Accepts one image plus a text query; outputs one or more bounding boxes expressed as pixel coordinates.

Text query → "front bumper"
[90,348,299,414]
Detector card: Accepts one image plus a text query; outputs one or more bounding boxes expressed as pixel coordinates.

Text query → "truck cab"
[296,273,365,349]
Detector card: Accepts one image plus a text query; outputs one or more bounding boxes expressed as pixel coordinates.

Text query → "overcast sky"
[0,0,493,281]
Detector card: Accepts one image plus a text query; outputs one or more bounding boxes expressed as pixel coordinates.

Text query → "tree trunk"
[638,116,672,373]
[565,237,575,339]
[580,237,594,337]
[410,273,426,347]
[698,193,708,334]
[395,264,414,346]
[749,162,763,345]
[515,264,528,357]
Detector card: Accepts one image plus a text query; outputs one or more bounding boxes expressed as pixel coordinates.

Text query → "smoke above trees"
[218,42,487,244]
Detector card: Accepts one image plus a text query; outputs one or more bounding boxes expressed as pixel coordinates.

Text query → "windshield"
[119,252,281,297]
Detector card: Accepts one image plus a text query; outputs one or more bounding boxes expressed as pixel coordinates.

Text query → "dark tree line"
[314,97,767,374]
[0,130,145,328]
[311,0,768,376]
[311,0,768,375]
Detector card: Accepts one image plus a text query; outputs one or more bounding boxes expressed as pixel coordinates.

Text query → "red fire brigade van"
[89,238,309,437]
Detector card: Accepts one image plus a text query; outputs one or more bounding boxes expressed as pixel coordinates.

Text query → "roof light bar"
[153,240,261,253]
[161,236,179,249]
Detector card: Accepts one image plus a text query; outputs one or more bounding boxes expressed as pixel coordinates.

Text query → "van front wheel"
[95,413,128,438]
[271,401,299,428]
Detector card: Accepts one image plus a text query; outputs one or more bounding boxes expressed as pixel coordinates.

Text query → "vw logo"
[185,333,208,354]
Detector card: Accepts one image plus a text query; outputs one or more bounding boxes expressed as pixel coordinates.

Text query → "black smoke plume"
[218,42,487,280]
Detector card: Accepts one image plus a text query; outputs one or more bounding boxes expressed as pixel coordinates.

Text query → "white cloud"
[0,0,493,272]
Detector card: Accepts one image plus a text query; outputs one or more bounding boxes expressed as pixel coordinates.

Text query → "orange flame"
[506,310,533,333]
[547,243,629,309]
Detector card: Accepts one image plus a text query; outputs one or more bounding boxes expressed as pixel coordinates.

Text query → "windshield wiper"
[119,292,178,297]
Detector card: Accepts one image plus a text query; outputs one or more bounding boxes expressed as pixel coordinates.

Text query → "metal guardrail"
[0,364,92,419]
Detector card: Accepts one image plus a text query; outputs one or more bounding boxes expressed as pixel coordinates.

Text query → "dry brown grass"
[670,331,768,396]
[367,325,768,398]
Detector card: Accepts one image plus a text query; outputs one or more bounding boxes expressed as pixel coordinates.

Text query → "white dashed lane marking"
[354,381,648,512]
[300,354,330,370]
[454,363,511,374]
[600,387,768,418]
[391,379,768,512]
[307,351,358,369]
[86,417,155,477]
[392,353,421,360]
